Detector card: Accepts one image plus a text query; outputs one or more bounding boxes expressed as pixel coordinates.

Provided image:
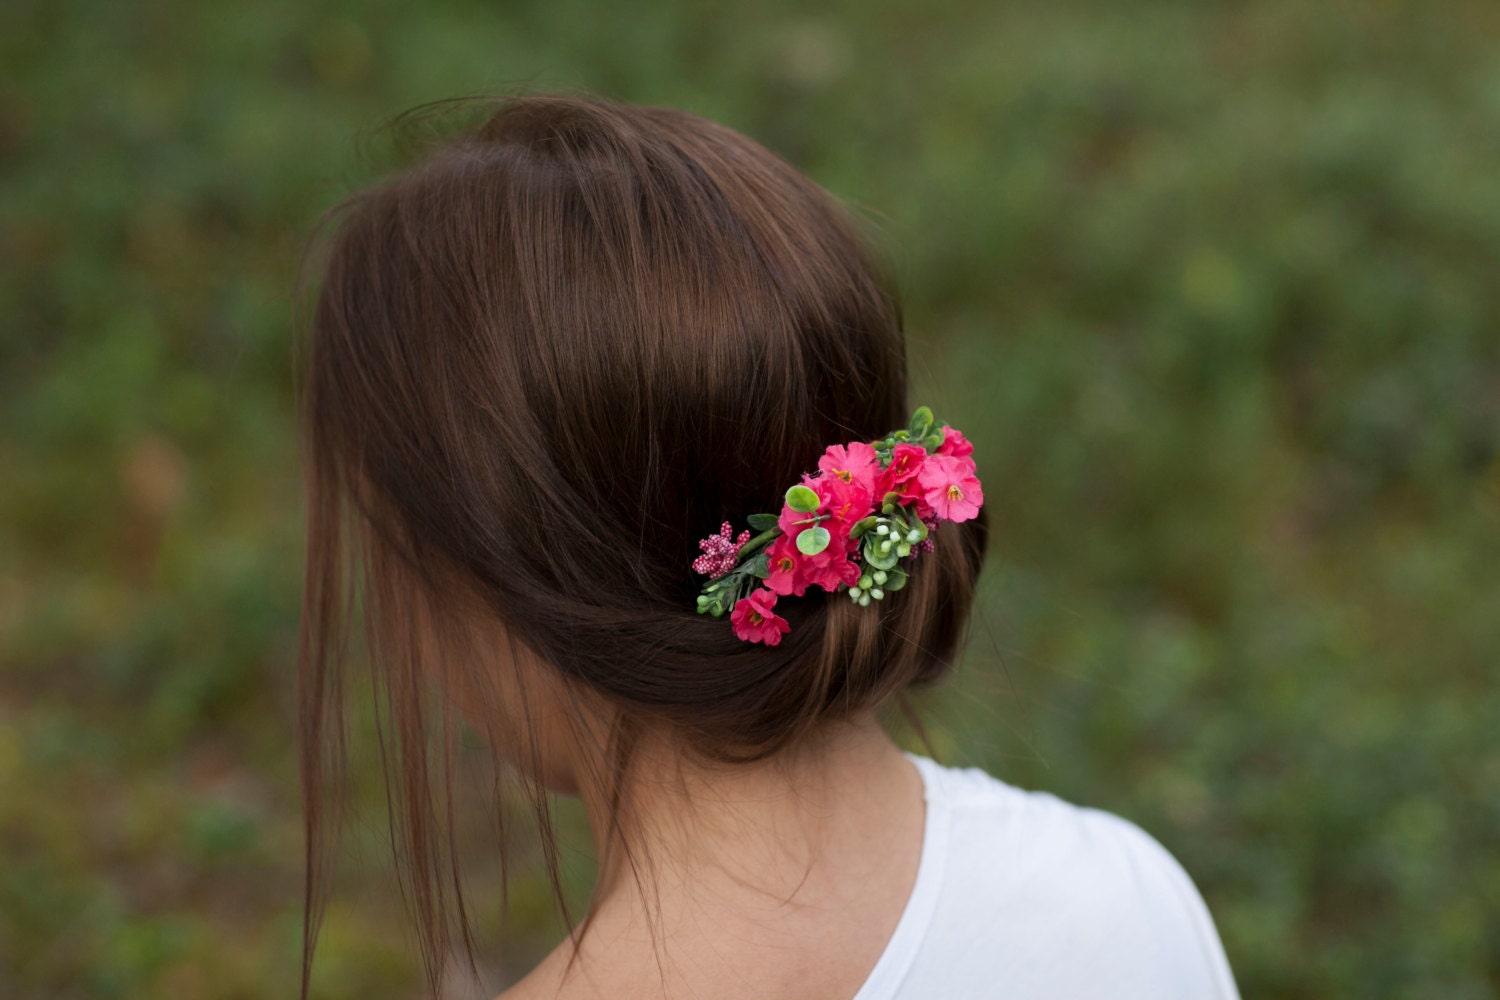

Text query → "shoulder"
[904,755,1240,999]
[937,759,1200,896]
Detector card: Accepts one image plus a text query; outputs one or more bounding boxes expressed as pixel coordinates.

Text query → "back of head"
[306,93,988,757]
[296,91,988,991]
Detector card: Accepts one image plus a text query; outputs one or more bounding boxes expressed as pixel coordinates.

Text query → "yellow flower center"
[946,484,963,500]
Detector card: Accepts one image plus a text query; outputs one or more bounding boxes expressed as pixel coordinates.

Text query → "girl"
[296,93,1239,999]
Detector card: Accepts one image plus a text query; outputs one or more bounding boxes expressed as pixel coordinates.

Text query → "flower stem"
[738,526,780,558]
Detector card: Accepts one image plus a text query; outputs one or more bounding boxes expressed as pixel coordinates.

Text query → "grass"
[2,0,1497,996]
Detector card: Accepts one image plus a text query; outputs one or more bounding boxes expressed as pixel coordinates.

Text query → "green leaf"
[891,507,929,541]
[785,484,820,513]
[908,406,934,437]
[883,566,908,592]
[747,512,779,532]
[796,525,831,555]
[750,551,770,579]
[863,538,900,570]
[848,515,879,538]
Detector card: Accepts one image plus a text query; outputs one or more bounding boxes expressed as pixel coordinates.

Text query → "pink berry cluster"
[692,522,752,577]
[692,407,983,645]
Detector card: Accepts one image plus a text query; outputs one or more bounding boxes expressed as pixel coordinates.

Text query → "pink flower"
[731,587,791,645]
[777,473,874,545]
[906,490,936,521]
[916,453,984,523]
[877,442,927,496]
[764,534,809,597]
[938,426,974,458]
[818,473,875,540]
[692,521,752,577]
[818,441,880,493]
[798,546,862,592]
[765,527,860,597]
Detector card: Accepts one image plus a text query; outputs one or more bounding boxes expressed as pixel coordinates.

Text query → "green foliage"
[2,0,1498,997]
[785,484,821,513]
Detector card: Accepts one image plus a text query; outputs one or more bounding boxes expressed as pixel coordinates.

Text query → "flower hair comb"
[692,406,983,645]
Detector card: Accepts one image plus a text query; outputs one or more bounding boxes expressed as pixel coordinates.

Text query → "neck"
[581,709,907,898]
[559,709,924,986]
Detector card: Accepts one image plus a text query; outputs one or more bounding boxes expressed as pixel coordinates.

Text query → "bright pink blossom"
[818,441,880,493]
[692,521,752,577]
[909,493,936,521]
[916,453,984,523]
[777,472,874,545]
[731,587,791,645]
[817,473,875,539]
[797,546,862,592]
[765,523,861,597]
[895,473,937,521]
[877,443,928,496]
[938,426,974,458]
[764,534,809,597]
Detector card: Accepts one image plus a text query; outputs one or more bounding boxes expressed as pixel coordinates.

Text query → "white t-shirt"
[853,754,1241,1000]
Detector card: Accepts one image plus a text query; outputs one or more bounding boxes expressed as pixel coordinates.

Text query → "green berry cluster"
[843,493,929,606]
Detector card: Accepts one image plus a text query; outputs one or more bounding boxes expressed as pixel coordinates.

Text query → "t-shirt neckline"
[849,752,951,1000]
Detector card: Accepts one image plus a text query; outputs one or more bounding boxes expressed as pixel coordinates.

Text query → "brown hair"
[295,92,988,997]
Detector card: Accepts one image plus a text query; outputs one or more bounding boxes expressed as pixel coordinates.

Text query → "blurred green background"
[4,0,1499,997]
